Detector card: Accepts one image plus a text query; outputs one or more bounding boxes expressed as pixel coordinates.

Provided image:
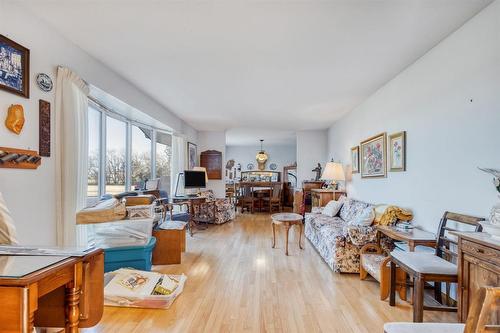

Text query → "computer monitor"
[184,170,207,189]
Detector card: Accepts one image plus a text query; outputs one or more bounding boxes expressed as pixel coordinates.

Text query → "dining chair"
[239,185,255,213]
[263,184,282,213]
[389,212,484,322]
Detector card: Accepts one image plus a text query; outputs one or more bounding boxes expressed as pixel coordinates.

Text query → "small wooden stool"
[152,221,187,265]
[271,213,304,255]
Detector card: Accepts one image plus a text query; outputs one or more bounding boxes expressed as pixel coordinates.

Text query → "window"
[105,116,127,195]
[131,125,152,189]
[87,106,101,198]
[155,131,172,194]
[86,99,173,199]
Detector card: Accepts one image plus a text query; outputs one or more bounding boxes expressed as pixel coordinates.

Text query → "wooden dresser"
[456,232,500,323]
[311,189,346,208]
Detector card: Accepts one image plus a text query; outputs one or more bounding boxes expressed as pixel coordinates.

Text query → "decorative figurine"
[312,163,322,181]
[5,104,25,135]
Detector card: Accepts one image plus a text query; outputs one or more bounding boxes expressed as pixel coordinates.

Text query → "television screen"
[184,170,206,188]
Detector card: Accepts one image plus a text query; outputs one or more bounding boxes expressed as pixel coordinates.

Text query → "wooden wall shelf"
[0,146,42,169]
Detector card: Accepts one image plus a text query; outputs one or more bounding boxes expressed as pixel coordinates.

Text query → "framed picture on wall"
[389,131,406,172]
[360,133,387,178]
[0,34,30,98]
[351,146,359,174]
[187,142,197,170]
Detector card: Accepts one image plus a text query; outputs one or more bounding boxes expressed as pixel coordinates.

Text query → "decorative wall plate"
[269,163,277,170]
[247,163,254,170]
[36,73,53,92]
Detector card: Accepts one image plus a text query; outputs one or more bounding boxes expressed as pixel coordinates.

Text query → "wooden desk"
[455,232,500,323]
[376,225,436,251]
[0,249,104,333]
[171,196,213,236]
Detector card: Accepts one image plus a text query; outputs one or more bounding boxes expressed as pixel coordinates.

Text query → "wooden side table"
[271,213,304,255]
[376,225,436,251]
[311,189,346,208]
[152,221,187,265]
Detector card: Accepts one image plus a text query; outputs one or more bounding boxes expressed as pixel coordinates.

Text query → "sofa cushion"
[323,199,344,217]
[350,206,375,226]
[339,198,374,224]
[0,192,18,245]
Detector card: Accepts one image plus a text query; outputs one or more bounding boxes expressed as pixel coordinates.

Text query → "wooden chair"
[384,286,500,333]
[263,184,282,213]
[239,185,255,213]
[389,212,484,322]
[360,243,407,301]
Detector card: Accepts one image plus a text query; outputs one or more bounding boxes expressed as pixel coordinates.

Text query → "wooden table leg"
[65,283,81,332]
[272,223,276,248]
[28,311,35,333]
[285,223,290,256]
[389,260,396,306]
[298,223,303,250]
[413,276,425,322]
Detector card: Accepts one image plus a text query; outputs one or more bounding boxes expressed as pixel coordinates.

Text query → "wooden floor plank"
[83,212,456,332]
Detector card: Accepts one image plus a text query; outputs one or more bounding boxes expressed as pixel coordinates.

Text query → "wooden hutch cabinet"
[456,232,500,323]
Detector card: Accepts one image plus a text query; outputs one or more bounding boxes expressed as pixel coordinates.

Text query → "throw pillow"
[351,207,375,226]
[322,199,344,217]
[0,192,18,245]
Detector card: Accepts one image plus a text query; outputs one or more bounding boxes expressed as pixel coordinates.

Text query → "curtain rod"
[88,96,177,135]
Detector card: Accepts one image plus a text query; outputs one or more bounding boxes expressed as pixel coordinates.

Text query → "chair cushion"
[361,253,387,281]
[383,322,465,333]
[390,251,457,275]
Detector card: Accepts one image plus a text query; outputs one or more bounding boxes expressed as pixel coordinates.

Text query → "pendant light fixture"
[255,139,268,171]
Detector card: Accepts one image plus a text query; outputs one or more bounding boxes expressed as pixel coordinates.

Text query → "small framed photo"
[0,35,30,98]
[389,131,406,172]
[360,133,387,178]
[187,142,197,170]
[351,146,359,174]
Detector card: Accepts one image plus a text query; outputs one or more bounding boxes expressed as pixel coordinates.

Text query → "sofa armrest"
[345,225,377,247]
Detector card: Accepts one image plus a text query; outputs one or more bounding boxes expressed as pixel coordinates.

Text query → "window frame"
[87,99,172,199]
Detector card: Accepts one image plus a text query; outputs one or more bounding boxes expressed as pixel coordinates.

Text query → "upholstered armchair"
[196,191,235,225]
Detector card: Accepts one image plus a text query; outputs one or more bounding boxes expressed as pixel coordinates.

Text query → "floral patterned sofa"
[305,197,377,273]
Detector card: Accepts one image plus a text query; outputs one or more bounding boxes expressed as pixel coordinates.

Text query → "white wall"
[296,130,328,185]
[197,131,226,198]
[327,1,500,232]
[226,144,296,173]
[0,1,197,245]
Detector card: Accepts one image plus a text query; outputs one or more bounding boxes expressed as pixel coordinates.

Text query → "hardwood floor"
[84,213,456,333]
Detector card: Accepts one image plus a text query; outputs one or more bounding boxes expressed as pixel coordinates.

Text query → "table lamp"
[321,160,345,190]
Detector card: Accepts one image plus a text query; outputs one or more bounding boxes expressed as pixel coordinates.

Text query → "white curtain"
[171,134,186,197]
[55,67,90,247]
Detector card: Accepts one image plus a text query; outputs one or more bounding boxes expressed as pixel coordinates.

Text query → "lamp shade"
[321,162,345,181]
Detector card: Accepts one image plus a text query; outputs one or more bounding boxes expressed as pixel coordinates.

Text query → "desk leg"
[28,311,35,333]
[65,283,80,333]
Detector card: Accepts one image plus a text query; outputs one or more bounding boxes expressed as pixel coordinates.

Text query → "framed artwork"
[0,35,30,98]
[351,146,359,174]
[360,133,387,178]
[389,131,406,172]
[187,142,197,170]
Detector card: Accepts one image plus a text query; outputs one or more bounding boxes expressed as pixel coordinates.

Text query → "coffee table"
[271,212,304,255]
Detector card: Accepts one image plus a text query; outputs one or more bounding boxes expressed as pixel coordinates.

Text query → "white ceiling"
[20,0,491,132]
[226,128,297,146]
